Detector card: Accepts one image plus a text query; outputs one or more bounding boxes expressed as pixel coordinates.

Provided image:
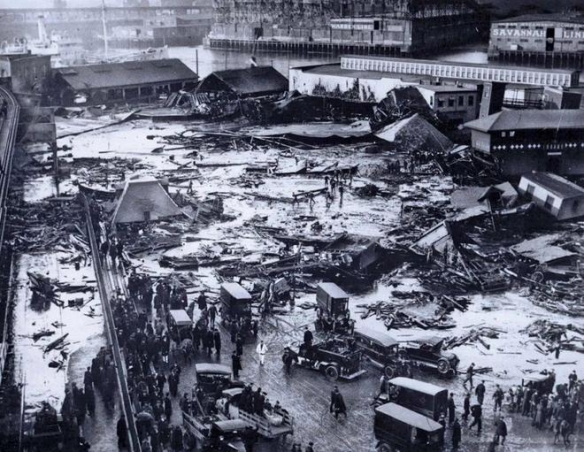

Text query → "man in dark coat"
[303,326,313,346]
[168,372,179,398]
[462,392,470,422]
[469,403,482,434]
[236,334,244,356]
[213,328,222,355]
[330,386,347,419]
[232,351,242,379]
[448,392,456,425]
[208,303,217,328]
[83,367,93,388]
[494,416,508,445]
[452,418,462,449]
[205,329,214,355]
[475,380,486,405]
[164,392,172,421]
[117,415,128,448]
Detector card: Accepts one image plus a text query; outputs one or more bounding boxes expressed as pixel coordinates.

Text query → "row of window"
[435,95,474,108]
[492,142,584,151]
[341,57,575,86]
[497,24,584,32]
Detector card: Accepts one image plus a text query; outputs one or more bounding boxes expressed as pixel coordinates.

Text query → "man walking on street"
[469,402,482,435]
[448,392,456,425]
[495,416,508,445]
[464,362,475,389]
[462,392,470,422]
[232,351,242,379]
[493,384,504,412]
[256,340,268,366]
[213,328,222,356]
[330,386,347,419]
[476,380,486,405]
[452,418,461,450]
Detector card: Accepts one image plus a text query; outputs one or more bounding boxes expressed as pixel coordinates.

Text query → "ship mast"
[101,0,108,58]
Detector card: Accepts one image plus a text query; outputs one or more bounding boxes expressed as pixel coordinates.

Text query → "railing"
[82,196,141,452]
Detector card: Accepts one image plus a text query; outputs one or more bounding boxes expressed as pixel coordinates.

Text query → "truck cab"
[220,283,257,338]
[315,282,355,334]
[168,309,193,342]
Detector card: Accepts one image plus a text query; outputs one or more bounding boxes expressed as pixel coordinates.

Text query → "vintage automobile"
[398,336,459,377]
[182,413,249,452]
[220,283,258,338]
[374,402,444,452]
[194,363,244,415]
[216,387,294,441]
[522,372,556,394]
[314,282,355,334]
[285,338,366,381]
[353,328,412,378]
[375,377,448,421]
[168,309,193,342]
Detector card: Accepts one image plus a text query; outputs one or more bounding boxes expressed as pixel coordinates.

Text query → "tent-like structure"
[112,177,183,224]
[374,113,452,154]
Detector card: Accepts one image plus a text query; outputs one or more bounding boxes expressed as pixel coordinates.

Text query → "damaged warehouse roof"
[196,66,289,98]
[464,109,584,132]
[56,59,198,91]
[112,177,184,224]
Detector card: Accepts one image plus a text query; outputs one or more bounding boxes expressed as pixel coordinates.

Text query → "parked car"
[374,377,448,421]
[285,338,366,381]
[374,402,444,452]
[168,309,193,342]
[398,336,459,377]
[353,328,412,378]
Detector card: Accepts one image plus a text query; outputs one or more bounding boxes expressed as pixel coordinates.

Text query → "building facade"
[518,172,584,221]
[488,14,584,69]
[209,0,484,55]
[464,110,584,177]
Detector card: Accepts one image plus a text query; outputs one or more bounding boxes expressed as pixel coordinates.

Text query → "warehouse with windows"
[488,14,584,69]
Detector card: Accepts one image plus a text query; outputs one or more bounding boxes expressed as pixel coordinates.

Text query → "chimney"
[38,16,48,42]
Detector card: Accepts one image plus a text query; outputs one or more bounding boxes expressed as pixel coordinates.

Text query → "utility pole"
[101,0,108,59]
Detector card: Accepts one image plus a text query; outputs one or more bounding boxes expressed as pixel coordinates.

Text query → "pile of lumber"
[443,327,503,350]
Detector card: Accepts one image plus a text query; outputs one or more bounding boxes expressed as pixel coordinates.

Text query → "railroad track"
[0,86,20,255]
[82,197,142,452]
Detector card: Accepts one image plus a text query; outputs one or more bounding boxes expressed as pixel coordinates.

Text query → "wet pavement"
[8,115,582,452]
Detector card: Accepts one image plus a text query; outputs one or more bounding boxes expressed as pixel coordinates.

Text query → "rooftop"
[494,14,584,26]
[464,109,584,133]
[342,55,578,76]
[198,66,288,96]
[521,172,584,200]
[57,58,197,91]
[375,403,443,432]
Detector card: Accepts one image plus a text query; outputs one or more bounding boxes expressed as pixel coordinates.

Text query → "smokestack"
[38,16,47,42]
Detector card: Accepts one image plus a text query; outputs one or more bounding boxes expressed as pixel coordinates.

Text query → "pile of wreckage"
[398,171,584,315]
[521,320,584,355]
[356,291,471,331]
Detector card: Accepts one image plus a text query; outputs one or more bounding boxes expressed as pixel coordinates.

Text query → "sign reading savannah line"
[493,28,584,40]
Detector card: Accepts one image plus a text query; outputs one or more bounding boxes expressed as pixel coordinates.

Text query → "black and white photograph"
[0,0,582,451]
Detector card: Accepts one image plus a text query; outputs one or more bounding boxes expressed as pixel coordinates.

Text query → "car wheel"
[437,359,450,375]
[384,365,396,378]
[377,442,395,452]
[325,365,339,381]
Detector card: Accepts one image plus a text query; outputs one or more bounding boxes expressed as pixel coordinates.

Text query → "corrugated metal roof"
[494,14,584,25]
[464,110,584,133]
[58,58,197,91]
[521,172,584,200]
[201,66,288,96]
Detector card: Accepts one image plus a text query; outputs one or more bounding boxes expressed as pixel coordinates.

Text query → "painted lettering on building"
[492,29,545,38]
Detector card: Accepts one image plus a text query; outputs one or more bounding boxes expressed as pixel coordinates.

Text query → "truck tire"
[325,365,339,381]
[377,443,394,452]
[384,365,396,378]
[437,359,450,375]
